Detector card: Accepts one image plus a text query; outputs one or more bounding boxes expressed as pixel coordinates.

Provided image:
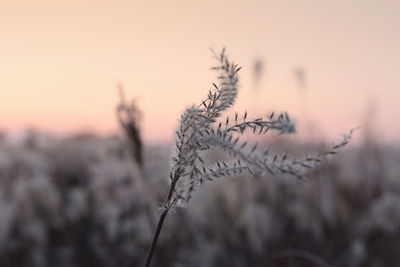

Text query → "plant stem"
[142,208,169,267]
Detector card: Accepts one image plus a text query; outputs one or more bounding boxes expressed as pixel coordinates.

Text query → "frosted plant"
[142,48,353,267]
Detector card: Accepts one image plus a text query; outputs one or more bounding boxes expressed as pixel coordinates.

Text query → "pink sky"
[1,0,399,143]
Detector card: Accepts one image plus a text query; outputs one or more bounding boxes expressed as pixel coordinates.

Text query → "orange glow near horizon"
[1,0,400,143]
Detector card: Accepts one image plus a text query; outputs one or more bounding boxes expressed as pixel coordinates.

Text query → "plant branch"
[142,208,169,267]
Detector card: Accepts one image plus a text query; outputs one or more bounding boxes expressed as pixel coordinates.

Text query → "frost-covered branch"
[142,48,353,267]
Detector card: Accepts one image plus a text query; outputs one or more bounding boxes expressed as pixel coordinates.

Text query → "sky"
[1,0,399,143]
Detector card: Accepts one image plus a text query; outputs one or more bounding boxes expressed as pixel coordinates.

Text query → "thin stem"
[142,209,169,267]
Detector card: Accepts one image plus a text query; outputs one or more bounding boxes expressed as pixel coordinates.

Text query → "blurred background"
[1,0,400,266]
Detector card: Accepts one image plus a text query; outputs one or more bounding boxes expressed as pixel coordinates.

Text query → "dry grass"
[142,48,353,267]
